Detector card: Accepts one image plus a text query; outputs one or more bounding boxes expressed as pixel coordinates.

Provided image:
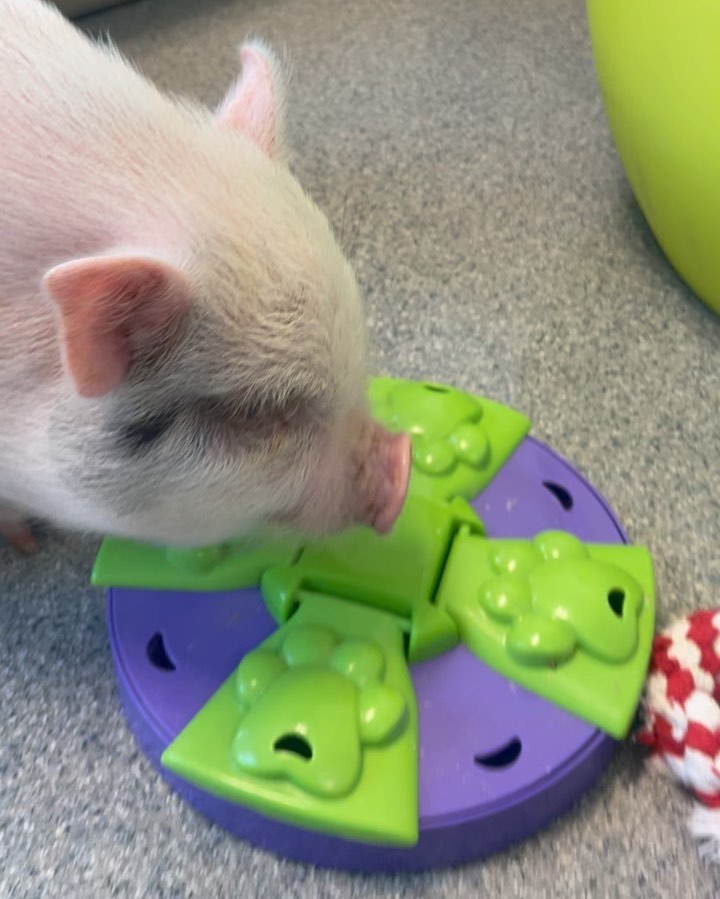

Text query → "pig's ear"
[43,255,190,399]
[216,41,286,158]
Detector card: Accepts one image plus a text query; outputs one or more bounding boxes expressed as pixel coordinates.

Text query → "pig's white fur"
[0,0,383,546]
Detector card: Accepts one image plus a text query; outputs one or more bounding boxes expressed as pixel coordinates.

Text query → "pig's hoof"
[0,523,39,554]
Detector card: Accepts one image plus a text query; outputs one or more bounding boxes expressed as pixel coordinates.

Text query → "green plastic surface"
[92,534,302,592]
[261,494,484,663]
[435,530,655,739]
[369,377,531,502]
[161,593,418,846]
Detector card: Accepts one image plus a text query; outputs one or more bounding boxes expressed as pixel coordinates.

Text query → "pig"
[0,0,410,550]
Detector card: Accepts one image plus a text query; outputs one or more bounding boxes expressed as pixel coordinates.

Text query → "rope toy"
[637,609,720,861]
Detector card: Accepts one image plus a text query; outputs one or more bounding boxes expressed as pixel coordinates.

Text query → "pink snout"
[278,421,412,539]
[357,427,412,535]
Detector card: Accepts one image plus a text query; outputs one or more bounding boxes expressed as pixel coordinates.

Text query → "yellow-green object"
[161,594,418,846]
[436,530,656,739]
[587,0,720,315]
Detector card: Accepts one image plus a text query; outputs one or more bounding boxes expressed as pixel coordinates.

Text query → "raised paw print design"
[372,380,489,476]
[368,377,530,502]
[231,626,408,797]
[480,531,644,667]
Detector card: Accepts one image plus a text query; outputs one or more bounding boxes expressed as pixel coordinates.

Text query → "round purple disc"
[107,437,624,871]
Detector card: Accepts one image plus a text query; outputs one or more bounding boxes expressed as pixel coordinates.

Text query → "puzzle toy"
[94,377,656,870]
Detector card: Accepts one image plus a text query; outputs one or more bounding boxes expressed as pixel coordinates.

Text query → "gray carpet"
[2,0,720,896]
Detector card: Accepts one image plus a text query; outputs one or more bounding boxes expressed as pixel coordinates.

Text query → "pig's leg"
[0,506,38,554]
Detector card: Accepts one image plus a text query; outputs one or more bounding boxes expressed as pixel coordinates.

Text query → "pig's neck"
[0,289,67,520]
[0,293,62,388]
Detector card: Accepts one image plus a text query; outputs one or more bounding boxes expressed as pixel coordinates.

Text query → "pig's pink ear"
[43,255,190,399]
[216,41,286,158]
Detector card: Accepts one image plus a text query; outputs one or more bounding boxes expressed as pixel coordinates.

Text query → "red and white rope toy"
[638,609,720,860]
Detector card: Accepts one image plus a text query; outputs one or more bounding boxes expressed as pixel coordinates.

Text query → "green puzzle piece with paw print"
[435,530,656,738]
[368,376,530,503]
[161,593,418,846]
[91,533,302,593]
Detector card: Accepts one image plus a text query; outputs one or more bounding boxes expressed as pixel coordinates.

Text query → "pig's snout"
[274,420,411,539]
[356,426,412,534]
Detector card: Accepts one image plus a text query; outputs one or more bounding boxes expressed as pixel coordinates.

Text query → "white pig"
[0,0,410,549]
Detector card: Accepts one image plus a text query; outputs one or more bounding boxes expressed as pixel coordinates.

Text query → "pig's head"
[40,43,410,547]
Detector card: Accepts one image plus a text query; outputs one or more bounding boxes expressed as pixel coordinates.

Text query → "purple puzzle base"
[107,437,625,872]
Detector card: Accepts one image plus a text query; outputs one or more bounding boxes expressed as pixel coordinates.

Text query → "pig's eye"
[119,414,175,453]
